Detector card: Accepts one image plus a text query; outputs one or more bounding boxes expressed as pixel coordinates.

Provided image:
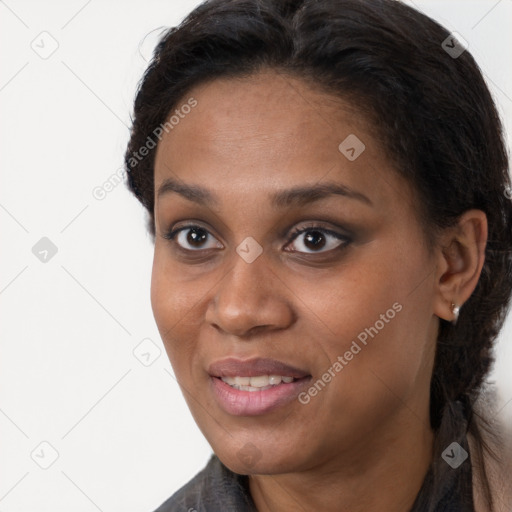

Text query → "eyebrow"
[156,178,372,208]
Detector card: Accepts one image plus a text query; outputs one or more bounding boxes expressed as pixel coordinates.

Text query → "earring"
[451,303,460,325]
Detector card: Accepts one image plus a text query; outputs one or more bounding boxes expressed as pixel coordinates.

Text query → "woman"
[125,0,512,510]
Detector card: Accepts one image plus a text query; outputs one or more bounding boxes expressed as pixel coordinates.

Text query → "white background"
[1,1,511,511]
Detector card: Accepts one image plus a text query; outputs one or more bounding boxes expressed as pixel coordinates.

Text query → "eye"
[285,225,351,254]
[163,223,351,255]
[163,225,223,251]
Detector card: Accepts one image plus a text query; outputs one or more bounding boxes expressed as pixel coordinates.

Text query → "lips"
[208,357,312,415]
[208,357,310,379]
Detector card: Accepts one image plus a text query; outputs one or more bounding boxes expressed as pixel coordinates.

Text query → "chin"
[221,453,291,476]
[214,437,309,476]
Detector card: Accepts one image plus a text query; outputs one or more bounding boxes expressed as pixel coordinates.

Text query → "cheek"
[300,240,425,351]
[150,247,201,370]
[314,242,434,424]
[150,249,175,331]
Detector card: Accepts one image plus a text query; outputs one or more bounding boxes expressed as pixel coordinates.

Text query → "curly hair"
[124,0,512,508]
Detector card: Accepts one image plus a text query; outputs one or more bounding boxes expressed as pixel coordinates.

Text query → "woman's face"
[151,71,439,474]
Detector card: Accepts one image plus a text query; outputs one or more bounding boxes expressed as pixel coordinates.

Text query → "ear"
[432,210,488,323]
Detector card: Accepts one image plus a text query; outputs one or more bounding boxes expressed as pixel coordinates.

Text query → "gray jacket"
[152,453,473,512]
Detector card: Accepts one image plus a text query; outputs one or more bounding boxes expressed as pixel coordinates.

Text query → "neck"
[248,411,434,512]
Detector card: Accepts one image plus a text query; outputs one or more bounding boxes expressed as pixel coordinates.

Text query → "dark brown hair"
[125,0,512,509]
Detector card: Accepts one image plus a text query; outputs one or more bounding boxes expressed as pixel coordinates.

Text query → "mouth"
[208,357,312,415]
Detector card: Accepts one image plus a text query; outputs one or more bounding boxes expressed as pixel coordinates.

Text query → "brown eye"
[164,226,223,251]
[286,227,351,254]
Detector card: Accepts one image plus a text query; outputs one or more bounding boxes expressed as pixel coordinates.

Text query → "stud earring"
[451,303,460,325]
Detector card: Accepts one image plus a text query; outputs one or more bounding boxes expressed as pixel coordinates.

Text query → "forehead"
[153,70,402,209]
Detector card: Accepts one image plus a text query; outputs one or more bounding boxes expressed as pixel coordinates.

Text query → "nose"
[205,247,295,338]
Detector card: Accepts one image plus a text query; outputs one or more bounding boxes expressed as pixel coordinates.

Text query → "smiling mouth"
[208,357,312,414]
[211,374,312,416]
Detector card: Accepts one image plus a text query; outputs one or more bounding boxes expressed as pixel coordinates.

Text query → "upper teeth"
[221,375,295,390]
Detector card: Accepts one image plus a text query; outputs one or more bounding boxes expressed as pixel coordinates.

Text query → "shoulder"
[152,454,257,512]
[470,388,512,512]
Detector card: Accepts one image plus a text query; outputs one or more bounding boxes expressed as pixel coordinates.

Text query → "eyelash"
[162,223,352,255]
